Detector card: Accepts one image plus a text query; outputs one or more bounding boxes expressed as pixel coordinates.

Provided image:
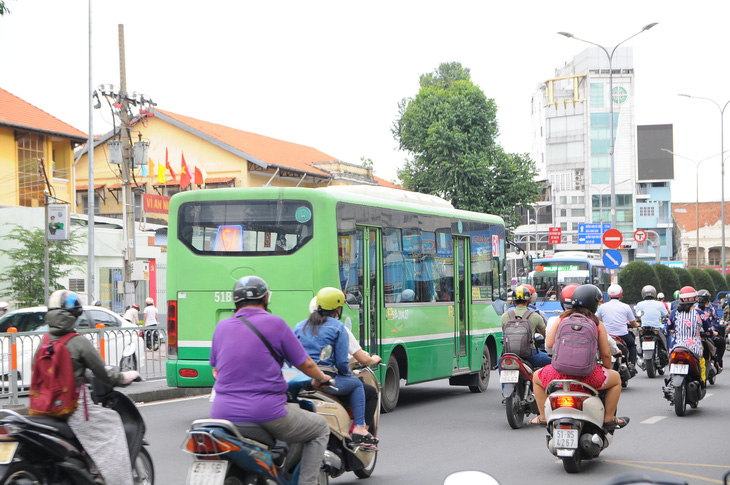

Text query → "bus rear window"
[177,200,313,255]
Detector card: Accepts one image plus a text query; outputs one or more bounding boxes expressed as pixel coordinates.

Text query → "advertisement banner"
[47,204,70,241]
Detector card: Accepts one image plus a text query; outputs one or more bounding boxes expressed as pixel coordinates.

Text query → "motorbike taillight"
[185,431,240,454]
[549,395,588,411]
[500,356,519,370]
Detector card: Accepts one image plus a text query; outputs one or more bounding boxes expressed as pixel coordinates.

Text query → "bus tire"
[381,354,400,413]
[469,346,491,393]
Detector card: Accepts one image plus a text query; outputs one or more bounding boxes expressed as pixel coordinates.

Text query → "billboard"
[637,124,674,181]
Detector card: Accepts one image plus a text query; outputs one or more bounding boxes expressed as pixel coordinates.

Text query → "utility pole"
[119,24,136,309]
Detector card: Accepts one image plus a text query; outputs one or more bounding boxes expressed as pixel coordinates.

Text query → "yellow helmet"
[316,287,346,311]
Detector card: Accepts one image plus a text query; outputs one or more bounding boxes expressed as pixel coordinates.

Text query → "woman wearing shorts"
[531,284,628,430]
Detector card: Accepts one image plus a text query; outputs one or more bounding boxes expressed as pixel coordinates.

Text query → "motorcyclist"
[657,292,670,313]
[40,290,140,485]
[501,285,551,368]
[209,276,331,485]
[0,301,7,317]
[667,286,713,384]
[545,283,580,354]
[596,284,638,374]
[143,297,158,327]
[670,290,681,312]
[522,283,549,325]
[634,285,669,352]
[123,303,140,325]
[696,289,723,370]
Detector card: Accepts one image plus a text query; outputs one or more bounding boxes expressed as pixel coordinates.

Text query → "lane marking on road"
[137,394,211,407]
[606,460,725,484]
[640,415,666,424]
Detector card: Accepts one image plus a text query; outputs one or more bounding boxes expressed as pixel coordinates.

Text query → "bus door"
[453,236,471,370]
[356,226,382,361]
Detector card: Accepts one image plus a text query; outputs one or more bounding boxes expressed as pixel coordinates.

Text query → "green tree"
[673,268,695,291]
[0,1,8,15]
[688,268,715,299]
[0,224,85,306]
[393,62,540,229]
[618,261,660,305]
[704,268,728,296]
[652,263,680,301]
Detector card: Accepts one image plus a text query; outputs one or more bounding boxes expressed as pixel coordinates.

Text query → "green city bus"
[166,186,510,411]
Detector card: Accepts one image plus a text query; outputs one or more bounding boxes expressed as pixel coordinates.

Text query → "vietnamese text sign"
[578,223,610,244]
[143,194,171,214]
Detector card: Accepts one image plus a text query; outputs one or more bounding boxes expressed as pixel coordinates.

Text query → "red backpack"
[29,332,80,418]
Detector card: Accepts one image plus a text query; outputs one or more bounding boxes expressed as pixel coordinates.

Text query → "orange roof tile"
[0,87,87,140]
[205,176,236,184]
[75,184,106,191]
[672,201,730,232]
[107,182,143,190]
[373,176,405,190]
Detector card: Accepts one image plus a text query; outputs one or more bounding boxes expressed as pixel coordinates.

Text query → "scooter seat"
[232,422,276,447]
[27,416,76,441]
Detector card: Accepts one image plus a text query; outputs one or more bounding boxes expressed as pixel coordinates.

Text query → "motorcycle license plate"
[552,428,578,449]
[0,441,17,464]
[186,460,229,485]
[670,364,689,375]
[500,370,519,383]
[642,341,655,350]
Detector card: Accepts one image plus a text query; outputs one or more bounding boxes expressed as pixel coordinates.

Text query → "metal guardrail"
[0,326,167,404]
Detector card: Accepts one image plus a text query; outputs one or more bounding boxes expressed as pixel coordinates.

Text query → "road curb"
[130,386,210,403]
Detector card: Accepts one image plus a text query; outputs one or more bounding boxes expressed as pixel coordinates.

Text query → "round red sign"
[634,229,647,243]
[602,228,623,249]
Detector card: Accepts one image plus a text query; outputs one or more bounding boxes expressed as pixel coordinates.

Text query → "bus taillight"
[167,300,178,358]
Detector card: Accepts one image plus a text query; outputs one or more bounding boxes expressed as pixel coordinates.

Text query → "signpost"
[603,249,623,269]
[602,228,623,249]
[634,229,647,243]
[578,223,611,245]
[548,227,561,245]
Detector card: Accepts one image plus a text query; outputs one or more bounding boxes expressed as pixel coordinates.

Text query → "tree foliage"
[618,261,660,305]
[0,224,85,307]
[673,268,695,290]
[688,268,715,299]
[704,268,728,295]
[393,62,541,229]
[652,263,680,301]
[0,1,8,16]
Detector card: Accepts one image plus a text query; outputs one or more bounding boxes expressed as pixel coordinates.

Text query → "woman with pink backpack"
[530,284,629,430]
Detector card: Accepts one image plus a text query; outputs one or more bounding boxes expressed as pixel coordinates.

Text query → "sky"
[1,1,729,204]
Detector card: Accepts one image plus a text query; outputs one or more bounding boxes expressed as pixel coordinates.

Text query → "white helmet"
[0,302,8,311]
[607,284,623,299]
[309,296,318,313]
[146,297,154,305]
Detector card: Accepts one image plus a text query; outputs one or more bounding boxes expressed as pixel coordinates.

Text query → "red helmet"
[522,284,536,295]
[560,283,580,310]
[678,286,698,304]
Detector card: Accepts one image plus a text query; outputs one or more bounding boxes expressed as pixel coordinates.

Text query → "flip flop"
[529,416,547,426]
[603,416,630,430]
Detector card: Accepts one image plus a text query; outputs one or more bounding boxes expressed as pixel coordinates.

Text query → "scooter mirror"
[443,471,500,485]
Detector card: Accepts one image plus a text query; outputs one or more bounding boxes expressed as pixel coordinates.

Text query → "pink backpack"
[551,313,598,376]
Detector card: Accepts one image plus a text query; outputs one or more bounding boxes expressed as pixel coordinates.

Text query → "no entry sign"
[602,228,623,249]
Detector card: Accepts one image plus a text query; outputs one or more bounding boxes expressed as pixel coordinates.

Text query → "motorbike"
[609,334,634,388]
[499,352,538,429]
[544,379,613,473]
[183,359,380,484]
[0,358,153,484]
[638,325,669,378]
[662,345,706,416]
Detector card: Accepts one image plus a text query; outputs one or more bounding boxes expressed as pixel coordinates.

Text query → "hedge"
[652,263,681,301]
[673,268,695,292]
[618,261,661,305]
[688,268,715,299]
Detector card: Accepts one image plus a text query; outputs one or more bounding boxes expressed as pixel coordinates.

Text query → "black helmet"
[513,285,532,303]
[571,284,602,314]
[233,276,270,303]
[641,285,657,300]
[697,289,711,304]
[48,289,83,318]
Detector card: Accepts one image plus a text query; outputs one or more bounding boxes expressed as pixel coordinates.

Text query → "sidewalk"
[1,379,211,415]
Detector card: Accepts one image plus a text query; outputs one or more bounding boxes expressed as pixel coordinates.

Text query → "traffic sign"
[548,227,561,244]
[602,229,623,249]
[634,229,647,243]
[603,249,623,269]
[578,223,611,235]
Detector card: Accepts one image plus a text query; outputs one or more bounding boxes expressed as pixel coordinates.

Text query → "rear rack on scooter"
[545,379,600,396]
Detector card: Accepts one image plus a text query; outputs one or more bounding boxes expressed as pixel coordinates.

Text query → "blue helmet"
[48,289,83,317]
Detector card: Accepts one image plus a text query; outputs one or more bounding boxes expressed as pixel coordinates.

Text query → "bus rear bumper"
[166,359,215,387]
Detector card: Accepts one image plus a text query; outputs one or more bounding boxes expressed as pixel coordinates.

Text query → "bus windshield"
[177,200,314,255]
[529,261,591,298]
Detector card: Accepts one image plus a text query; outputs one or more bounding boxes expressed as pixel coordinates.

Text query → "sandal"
[529,416,547,426]
[352,432,379,445]
[603,416,630,430]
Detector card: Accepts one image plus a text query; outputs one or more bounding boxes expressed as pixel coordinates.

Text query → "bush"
[652,264,680,301]
[618,261,661,305]
[688,268,715,299]
[725,272,730,291]
[704,269,728,297]
[673,268,695,293]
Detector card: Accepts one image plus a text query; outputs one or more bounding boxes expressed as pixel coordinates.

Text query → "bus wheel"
[469,346,491,393]
[381,354,400,413]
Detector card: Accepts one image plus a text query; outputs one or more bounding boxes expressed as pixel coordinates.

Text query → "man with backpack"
[501,285,551,368]
[30,290,140,485]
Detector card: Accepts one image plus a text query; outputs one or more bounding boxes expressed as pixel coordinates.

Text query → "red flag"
[165,148,176,181]
[180,152,191,189]
[194,166,204,185]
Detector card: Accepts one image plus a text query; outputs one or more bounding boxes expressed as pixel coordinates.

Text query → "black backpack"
[502,309,534,359]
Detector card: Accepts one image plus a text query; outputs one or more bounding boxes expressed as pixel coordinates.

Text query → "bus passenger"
[295,287,378,450]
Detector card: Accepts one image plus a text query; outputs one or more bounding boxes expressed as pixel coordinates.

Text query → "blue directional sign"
[578,223,611,245]
[603,249,623,269]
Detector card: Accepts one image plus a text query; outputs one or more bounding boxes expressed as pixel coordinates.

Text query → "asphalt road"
[140,369,730,485]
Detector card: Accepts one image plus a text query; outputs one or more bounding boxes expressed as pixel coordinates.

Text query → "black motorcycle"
[0,366,153,484]
[662,345,706,416]
[638,326,669,378]
[610,334,634,388]
[499,353,538,429]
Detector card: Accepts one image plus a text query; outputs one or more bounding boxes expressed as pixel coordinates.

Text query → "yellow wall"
[0,128,18,206]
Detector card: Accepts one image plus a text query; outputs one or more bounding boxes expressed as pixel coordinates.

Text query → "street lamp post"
[679,95,730,276]
[559,23,657,231]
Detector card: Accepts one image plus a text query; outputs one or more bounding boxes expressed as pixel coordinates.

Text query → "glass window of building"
[17,133,45,208]
[590,83,604,109]
[572,208,585,217]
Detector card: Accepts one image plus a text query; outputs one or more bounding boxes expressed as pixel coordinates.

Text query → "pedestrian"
[123,304,140,325]
[143,297,158,327]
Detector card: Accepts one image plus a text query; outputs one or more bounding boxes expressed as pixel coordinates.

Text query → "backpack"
[551,313,598,376]
[29,332,80,418]
[502,309,534,359]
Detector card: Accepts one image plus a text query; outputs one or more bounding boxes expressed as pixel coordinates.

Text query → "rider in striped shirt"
[667,286,713,383]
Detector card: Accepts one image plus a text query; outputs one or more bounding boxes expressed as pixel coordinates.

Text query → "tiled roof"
[75,184,106,191]
[672,201,730,231]
[107,183,143,190]
[373,176,404,190]
[0,87,87,140]
[152,180,180,187]
[205,177,235,184]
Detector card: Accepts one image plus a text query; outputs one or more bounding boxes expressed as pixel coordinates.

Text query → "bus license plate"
[500,370,519,383]
[553,429,578,449]
[670,364,689,375]
[0,442,17,464]
[642,341,655,350]
[186,460,229,485]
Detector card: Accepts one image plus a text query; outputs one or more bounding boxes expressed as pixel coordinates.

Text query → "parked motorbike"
[544,379,613,473]
[0,360,153,484]
[184,362,380,484]
[662,346,706,416]
[499,353,538,429]
[638,325,669,378]
[610,334,634,388]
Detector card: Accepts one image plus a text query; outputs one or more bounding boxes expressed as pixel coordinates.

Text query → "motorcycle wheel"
[658,366,665,376]
[469,346,491,393]
[505,388,525,429]
[621,377,628,388]
[0,462,42,485]
[708,366,717,386]
[146,330,161,351]
[353,451,377,478]
[133,447,154,485]
[317,468,329,484]
[562,454,582,473]
[381,354,400,413]
[674,382,687,416]
[645,357,656,378]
